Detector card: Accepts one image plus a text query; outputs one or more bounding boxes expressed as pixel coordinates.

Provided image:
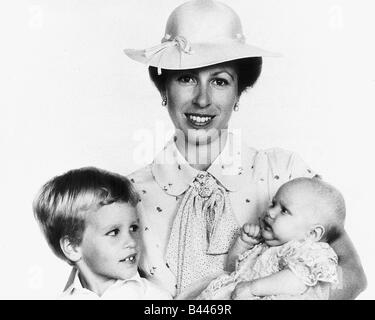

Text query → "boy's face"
[261,182,319,246]
[78,202,141,282]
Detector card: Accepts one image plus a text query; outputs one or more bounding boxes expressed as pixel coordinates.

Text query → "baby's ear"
[308,225,325,242]
[60,236,82,263]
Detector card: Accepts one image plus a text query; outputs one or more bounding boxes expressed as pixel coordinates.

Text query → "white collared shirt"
[60,268,172,300]
[128,133,317,296]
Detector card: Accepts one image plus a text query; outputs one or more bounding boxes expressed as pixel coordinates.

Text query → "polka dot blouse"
[128,133,317,297]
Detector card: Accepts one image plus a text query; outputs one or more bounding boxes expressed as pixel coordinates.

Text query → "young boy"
[33,167,171,299]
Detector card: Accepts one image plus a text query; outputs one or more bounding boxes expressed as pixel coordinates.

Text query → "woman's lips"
[184,113,216,128]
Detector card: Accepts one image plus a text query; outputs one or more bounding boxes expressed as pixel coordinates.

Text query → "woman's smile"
[184,113,217,128]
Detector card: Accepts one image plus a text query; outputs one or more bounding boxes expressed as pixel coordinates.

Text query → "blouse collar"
[151,132,257,196]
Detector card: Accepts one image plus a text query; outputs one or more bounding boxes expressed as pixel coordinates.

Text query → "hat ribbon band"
[143,36,193,60]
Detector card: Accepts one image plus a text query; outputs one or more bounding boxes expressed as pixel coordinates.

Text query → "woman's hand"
[231,281,257,300]
[329,230,367,299]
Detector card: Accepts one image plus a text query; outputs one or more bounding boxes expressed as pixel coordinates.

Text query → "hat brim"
[124,42,281,70]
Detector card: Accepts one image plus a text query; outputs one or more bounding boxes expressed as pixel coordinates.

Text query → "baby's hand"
[231,281,256,300]
[239,223,261,247]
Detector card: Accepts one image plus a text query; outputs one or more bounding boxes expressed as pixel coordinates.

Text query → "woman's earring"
[233,102,239,112]
[162,96,167,107]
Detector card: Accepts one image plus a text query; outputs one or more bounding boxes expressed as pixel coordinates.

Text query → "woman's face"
[164,63,239,146]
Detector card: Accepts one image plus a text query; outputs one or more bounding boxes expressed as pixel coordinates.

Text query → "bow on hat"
[143,35,193,74]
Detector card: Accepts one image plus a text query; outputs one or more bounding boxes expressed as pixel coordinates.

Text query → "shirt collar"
[63,268,144,296]
[151,131,257,196]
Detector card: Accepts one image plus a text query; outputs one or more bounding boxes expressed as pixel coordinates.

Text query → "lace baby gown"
[198,239,339,300]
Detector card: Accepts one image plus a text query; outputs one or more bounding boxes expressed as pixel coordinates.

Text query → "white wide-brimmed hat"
[124,0,279,71]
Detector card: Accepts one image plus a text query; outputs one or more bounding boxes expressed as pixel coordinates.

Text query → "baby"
[198,177,344,300]
[33,167,171,299]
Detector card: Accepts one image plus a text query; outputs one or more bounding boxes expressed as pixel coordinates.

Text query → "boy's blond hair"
[33,167,139,263]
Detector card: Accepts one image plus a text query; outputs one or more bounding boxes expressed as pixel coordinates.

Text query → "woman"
[124,0,366,299]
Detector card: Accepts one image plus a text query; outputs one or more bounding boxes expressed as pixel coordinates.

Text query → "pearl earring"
[162,96,167,106]
[233,102,239,112]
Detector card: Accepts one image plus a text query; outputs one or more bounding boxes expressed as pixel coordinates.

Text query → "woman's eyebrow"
[211,71,234,80]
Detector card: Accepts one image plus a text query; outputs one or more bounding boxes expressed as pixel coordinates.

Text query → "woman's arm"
[231,269,307,299]
[329,230,367,299]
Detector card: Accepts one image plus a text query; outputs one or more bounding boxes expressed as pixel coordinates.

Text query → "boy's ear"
[60,236,82,263]
[308,225,325,242]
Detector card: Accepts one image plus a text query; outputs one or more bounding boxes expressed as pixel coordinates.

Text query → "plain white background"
[0,0,374,299]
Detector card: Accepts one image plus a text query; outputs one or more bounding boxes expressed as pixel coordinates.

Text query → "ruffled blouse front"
[166,171,240,294]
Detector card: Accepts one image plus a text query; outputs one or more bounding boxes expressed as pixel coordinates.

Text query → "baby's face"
[261,182,320,246]
[78,202,141,282]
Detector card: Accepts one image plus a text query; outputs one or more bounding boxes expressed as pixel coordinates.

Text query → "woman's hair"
[148,57,263,97]
[33,167,139,264]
